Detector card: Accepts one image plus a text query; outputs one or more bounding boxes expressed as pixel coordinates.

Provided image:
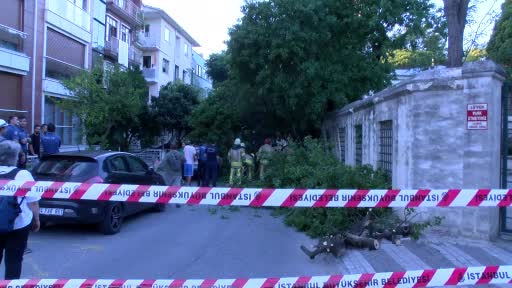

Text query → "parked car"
[31,151,167,235]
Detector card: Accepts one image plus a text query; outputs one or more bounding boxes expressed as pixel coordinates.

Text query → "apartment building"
[0,0,40,127]
[42,0,95,145]
[140,6,200,99]
[103,0,143,69]
[191,50,212,99]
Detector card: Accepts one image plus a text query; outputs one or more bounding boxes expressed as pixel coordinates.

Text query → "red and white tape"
[1,180,512,207]
[1,266,511,288]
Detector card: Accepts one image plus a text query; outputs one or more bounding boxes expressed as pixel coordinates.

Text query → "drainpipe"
[31,0,39,132]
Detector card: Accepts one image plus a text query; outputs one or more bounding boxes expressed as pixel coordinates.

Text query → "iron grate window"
[379,121,393,177]
[338,127,346,163]
[355,125,362,165]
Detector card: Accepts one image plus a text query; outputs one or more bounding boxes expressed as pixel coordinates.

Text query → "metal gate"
[501,80,512,233]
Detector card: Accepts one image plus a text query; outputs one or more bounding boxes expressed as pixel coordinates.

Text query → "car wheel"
[153,203,167,212]
[99,203,124,235]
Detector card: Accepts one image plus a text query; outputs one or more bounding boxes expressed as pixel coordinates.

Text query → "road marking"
[340,249,376,274]
[429,243,481,267]
[381,242,432,270]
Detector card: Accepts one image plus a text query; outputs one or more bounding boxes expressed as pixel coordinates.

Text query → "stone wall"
[323,61,507,240]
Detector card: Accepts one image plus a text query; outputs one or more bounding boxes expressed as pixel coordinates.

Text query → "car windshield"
[34,158,98,179]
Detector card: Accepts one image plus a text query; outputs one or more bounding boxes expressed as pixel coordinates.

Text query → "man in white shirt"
[182,141,197,186]
[0,139,40,279]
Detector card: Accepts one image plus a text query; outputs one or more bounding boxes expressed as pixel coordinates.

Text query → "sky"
[142,0,505,59]
[142,0,245,58]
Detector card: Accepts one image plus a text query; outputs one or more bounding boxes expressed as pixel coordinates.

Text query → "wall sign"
[467,103,488,130]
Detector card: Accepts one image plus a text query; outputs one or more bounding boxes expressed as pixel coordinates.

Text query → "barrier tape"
[1,266,511,288]
[1,180,512,207]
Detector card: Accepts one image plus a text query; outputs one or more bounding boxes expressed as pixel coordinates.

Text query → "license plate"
[39,208,64,216]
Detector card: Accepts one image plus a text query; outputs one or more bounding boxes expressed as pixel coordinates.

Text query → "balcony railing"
[107,0,143,25]
[47,0,91,32]
[0,24,27,53]
[143,68,158,83]
[137,32,159,49]
[105,37,119,58]
[129,47,142,64]
[44,56,85,81]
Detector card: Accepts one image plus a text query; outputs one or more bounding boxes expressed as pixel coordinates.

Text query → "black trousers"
[0,224,30,280]
[204,162,218,187]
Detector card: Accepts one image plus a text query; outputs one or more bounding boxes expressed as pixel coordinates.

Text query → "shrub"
[243,137,391,238]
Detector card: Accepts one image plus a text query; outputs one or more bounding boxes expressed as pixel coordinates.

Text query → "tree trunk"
[443,0,470,67]
[345,232,380,250]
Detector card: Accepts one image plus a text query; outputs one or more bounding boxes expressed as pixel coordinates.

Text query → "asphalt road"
[3,205,338,280]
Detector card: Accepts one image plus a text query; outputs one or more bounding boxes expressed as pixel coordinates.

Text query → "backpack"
[0,168,24,233]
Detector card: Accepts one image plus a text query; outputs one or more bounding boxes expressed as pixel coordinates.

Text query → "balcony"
[105,37,119,59]
[107,0,143,26]
[0,24,30,75]
[143,68,158,83]
[129,47,142,65]
[137,32,159,50]
[43,56,85,97]
[46,0,91,42]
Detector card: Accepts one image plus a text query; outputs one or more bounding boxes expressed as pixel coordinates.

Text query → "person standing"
[16,117,29,169]
[197,143,207,186]
[228,138,243,186]
[156,142,184,187]
[257,138,274,180]
[241,143,254,181]
[182,141,196,186]
[3,116,19,142]
[204,143,219,187]
[40,123,61,157]
[0,119,8,141]
[29,125,42,158]
[0,139,40,280]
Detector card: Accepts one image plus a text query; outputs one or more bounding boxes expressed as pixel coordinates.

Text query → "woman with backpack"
[0,139,40,280]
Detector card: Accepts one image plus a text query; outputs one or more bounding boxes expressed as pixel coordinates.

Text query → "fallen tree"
[300,208,443,260]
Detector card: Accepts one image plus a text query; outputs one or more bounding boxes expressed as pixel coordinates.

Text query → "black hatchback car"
[31,151,167,235]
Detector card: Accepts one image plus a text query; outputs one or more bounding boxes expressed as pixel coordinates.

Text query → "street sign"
[467,103,488,130]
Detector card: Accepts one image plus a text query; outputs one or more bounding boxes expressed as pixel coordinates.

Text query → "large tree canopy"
[226,0,436,138]
[487,0,512,75]
[61,62,151,151]
[150,81,201,142]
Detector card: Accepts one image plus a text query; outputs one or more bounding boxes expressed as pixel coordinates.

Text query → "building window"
[182,70,187,82]
[338,127,346,163]
[144,24,150,37]
[379,121,393,178]
[44,96,81,146]
[92,0,106,24]
[355,125,362,165]
[120,25,130,43]
[143,56,151,69]
[175,36,181,59]
[92,20,105,51]
[162,59,169,73]
[68,0,88,10]
[174,65,179,81]
[164,28,170,42]
[106,16,118,40]
[184,43,189,56]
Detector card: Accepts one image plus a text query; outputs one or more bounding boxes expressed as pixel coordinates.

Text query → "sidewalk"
[306,232,512,287]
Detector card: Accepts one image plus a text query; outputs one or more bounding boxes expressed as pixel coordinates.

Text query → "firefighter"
[228,138,243,186]
[257,138,274,180]
[241,143,254,181]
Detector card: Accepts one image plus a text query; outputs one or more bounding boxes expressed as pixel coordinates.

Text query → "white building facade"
[140,6,200,99]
